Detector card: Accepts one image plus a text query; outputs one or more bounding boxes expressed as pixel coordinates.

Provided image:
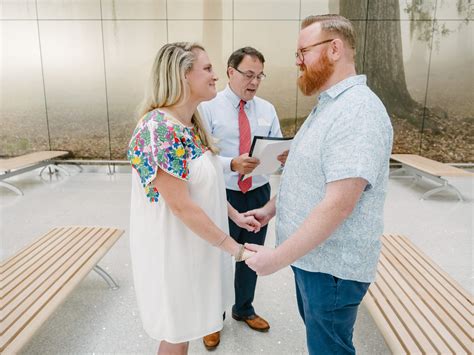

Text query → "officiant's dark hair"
[227,47,265,77]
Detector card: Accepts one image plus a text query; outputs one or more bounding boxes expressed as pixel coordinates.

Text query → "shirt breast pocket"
[254,117,272,136]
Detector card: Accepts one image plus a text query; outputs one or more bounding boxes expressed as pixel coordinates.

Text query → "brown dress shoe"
[232,313,270,332]
[203,331,220,350]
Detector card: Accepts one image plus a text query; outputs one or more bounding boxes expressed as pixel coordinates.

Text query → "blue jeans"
[292,266,370,355]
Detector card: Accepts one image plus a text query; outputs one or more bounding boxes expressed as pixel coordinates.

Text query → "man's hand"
[234,213,261,233]
[231,153,260,175]
[277,150,289,165]
[244,244,283,276]
[244,206,273,228]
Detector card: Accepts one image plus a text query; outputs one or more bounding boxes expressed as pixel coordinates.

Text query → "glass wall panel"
[1,0,471,162]
[0,21,50,155]
[234,0,299,20]
[101,0,166,20]
[300,0,340,19]
[39,21,109,158]
[435,0,473,20]
[168,0,232,20]
[103,21,168,159]
[37,0,100,19]
[368,0,436,20]
[234,20,299,137]
[421,20,473,162]
[364,18,432,155]
[0,0,36,19]
[168,20,233,93]
[302,0,368,20]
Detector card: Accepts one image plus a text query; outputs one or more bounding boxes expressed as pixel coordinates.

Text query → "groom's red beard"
[297,50,334,96]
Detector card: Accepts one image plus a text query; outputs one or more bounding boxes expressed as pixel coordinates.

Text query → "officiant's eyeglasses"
[233,67,266,81]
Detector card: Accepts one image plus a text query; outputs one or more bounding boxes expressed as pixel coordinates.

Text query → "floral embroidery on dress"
[127,109,208,202]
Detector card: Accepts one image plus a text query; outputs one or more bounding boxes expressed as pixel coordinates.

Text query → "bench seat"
[0,226,124,354]
[390,154,472,201]
[363,234,473,354]
[0,151,69,195]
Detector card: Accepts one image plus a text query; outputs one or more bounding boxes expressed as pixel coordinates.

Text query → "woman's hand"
[241,247,256,261]
[234,244,256,262]
[234,213,261,233]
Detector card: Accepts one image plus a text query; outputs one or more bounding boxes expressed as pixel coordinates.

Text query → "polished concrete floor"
[1,164,472,354]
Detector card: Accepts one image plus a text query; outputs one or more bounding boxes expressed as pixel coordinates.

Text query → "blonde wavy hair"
[137,42,218,153]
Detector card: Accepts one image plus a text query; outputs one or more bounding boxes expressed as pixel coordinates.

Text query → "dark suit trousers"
[226,183,271,317]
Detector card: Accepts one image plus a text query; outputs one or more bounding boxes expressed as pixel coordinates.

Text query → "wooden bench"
[0,226,124,354]
[363,234,473,354]
[390,154,472,201]
[0,151,69,195]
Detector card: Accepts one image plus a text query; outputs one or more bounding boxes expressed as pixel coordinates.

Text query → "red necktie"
[238,100,252,193]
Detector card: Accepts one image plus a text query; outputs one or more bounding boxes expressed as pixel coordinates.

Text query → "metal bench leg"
[107,163,116,176]
[53,164,70,176]
[421,181,464,202]
[390,167,407,177]
[93,265,119,290]
[39,164,70,177]
[390,167,417,180]
[39,166,49,176]
[0,181,23,195]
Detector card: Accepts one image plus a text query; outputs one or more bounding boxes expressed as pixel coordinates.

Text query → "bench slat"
[365,234,473,354]
[0,226,123,353]
[365,284,422,353]
[1,227,80,291]
[379,254,465,353]
[1,227,98,308]
[384,236,472,334]
[375,263,439,353]
[1,227,111,329]
[396,235,473,311]
[0,228,62,274]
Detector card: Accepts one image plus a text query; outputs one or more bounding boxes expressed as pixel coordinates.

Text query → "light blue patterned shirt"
[276,75,393,283]
[199,85,282,191]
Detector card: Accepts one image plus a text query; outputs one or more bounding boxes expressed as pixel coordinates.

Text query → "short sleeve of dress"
[127,113,189,201]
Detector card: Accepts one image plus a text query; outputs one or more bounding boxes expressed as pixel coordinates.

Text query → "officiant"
[198,46,286,350]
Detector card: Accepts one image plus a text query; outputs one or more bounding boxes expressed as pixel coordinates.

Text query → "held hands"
[231,153,260,175]
[234,212,261,233]
[244,244,282,276]
[234,244,256,262]
[277,150,289,165]
[243,207,273,228]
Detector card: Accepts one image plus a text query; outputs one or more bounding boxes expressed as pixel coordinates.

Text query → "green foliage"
[404,0,471,51]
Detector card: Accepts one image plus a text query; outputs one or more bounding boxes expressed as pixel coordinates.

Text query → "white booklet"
[242,136,293,180]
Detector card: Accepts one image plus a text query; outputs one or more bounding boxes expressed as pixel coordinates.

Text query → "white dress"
[127,110,233,343]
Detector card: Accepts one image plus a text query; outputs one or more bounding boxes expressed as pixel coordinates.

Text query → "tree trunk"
[340,0,421,122]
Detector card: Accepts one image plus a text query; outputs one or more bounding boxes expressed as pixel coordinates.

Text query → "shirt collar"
[320,74,367,100]
[223,84,250,109]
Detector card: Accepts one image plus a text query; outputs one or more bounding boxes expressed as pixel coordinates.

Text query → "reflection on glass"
[103,20,168,159]
[234,0,299,19]
[36,0,101,20]
[101,0,166,20]
[422,20,473,162]
[40,21,109,159]
[0,0,471,162]
[234,21,299,122]
[0,21,50,156]
[0,0,36,19]
[167,0,232,19]
[168,20,233,94]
